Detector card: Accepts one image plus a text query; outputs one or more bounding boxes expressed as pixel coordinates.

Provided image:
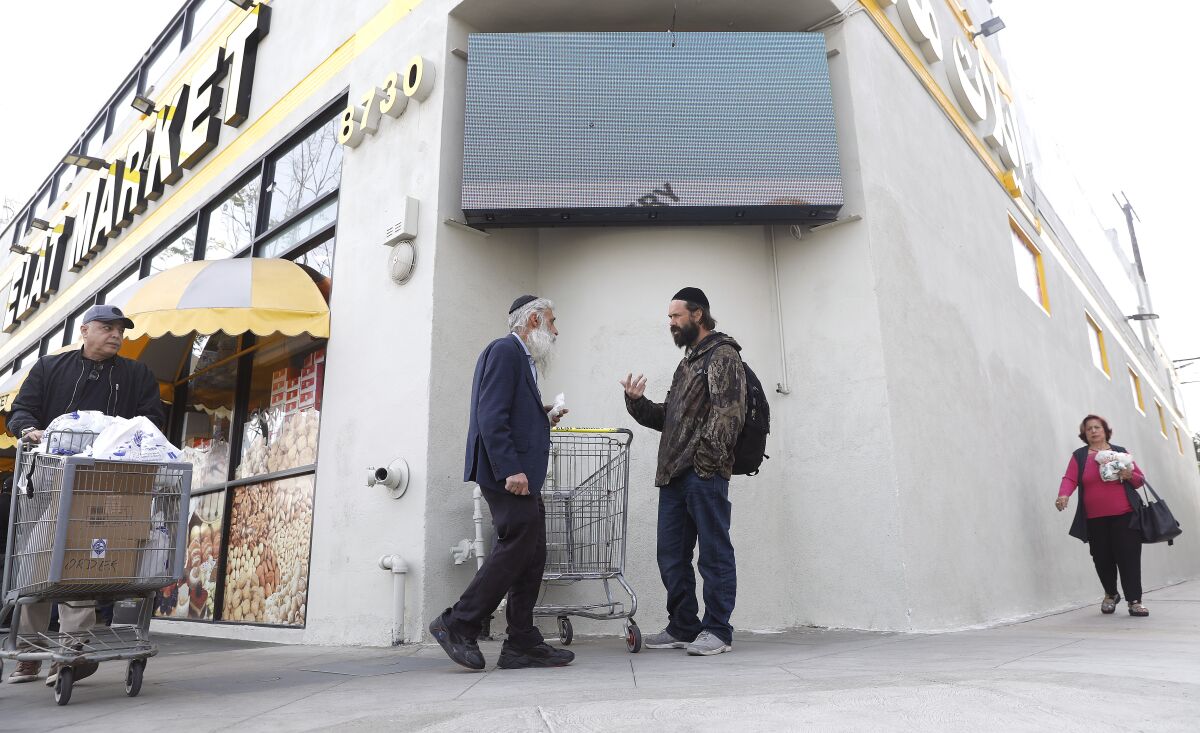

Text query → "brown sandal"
[1101,594,1120,614]
[1128,601,1149,617]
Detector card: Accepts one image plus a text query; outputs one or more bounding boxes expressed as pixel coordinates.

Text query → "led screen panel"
[463,32,844,227]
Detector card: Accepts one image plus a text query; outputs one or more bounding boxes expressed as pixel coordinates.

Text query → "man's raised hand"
[620,373,647,400]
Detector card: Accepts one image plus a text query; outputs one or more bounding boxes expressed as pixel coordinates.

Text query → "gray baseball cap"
[82,304,135,329]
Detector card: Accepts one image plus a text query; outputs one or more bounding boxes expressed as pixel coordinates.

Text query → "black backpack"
[704,347,770,476]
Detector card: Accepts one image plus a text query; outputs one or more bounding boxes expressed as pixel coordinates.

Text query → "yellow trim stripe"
[0,0,424,364]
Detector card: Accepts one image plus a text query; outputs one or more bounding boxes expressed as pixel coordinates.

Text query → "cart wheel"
[558,617,573,646]
[54,667,73,706]
[625,622,642,653]
[125,659,145,697]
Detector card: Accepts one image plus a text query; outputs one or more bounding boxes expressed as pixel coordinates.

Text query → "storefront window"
[156,491,225,619]
[291,237,335,280]
[179,334,240,489]
[149,221,198,274]
[101,267,140,304]
[258,199,337,260]
[109,82,137,140]
[14,345,38,371]
[41,325,64,354]
[223,475,314,626]
[267,118,342,229]
[64,306,89,346]
[203,177,260,260]
[81,124,102,158]
[238,338,324,479]
[189,0,226,36]
[144,25,182,92]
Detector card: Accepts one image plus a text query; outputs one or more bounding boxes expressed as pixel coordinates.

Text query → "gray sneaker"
[643,629,688,649]
[685,631,732,656]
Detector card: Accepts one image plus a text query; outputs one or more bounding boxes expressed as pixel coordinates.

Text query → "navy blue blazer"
[463,335,550,496]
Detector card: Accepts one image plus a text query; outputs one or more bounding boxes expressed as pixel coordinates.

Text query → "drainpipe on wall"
[767,226,792,395]
[378,554,408,646]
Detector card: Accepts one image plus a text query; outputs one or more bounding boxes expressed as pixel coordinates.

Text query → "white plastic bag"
[138,510,174,579]
[91,416,183,463]
[42,410,117,455]
[549,392,568,420]
[1095,450,1134,483]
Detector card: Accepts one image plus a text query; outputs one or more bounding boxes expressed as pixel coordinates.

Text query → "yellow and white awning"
[108,258,330,341]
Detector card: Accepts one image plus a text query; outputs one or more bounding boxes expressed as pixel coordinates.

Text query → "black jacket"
[463,335,551,496]
[7,349,164,436]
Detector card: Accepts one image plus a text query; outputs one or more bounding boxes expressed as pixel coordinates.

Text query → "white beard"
[525,322,557,376]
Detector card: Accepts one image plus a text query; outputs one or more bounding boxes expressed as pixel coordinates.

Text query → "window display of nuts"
[222,476,314,626]
[238,408,321,480]
[157,492,224,620]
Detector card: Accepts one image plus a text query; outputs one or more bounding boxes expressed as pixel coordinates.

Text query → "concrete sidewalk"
[3,581,1199,732]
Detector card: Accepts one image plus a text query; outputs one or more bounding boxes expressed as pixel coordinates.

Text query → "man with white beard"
[430,295,574,670]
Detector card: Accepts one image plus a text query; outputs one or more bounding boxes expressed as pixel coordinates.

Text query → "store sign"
[878,0,1027,197]
[3,6,271,333]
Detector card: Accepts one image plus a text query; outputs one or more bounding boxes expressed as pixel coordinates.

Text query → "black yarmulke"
[672,287,709,310]
[509,294,539,313]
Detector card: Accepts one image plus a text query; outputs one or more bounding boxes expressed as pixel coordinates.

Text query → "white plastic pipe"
[472,486,486,570]
[378,554,408,645]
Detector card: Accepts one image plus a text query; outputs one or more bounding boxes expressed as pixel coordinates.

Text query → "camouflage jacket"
[626,332,747,486]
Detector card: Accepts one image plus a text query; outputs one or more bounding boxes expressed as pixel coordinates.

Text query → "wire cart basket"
[1,430,191,705]
[534,428,641,652]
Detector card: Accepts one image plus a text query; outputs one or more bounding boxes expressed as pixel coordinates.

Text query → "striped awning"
[108,258,330,340]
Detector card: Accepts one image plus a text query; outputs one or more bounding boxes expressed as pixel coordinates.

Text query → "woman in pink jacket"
[1056,414,1149,617]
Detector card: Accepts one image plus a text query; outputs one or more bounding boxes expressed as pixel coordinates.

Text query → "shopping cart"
[534,428,641,652]
[1,430,191,705]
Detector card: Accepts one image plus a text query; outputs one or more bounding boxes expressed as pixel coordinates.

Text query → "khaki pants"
[17,601,96,640]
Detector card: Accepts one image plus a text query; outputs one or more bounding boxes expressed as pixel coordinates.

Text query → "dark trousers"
[448,489,547,649]
[658,469,737,645]
[1087,512,1143,602]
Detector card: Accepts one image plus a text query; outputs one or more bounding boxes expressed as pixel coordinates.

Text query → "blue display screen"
[463,32,844,227]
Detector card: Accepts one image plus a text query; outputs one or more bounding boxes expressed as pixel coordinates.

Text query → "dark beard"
[671,321,699,348]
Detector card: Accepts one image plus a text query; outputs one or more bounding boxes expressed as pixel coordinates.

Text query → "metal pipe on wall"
[767,226,792,395]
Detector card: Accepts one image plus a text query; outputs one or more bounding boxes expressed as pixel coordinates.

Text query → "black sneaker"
[428,610,485,671]
[498,642,575,669]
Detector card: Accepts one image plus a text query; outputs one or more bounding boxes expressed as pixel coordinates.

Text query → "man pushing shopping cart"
[2,304,176,703]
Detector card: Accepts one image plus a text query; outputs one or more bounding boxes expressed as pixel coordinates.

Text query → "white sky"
[0,1,1196,432]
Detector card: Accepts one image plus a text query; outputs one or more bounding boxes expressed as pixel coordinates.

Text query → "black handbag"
[1131,482,1182,545]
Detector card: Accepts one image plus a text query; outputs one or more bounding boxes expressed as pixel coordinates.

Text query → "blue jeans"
[658,469,736,645]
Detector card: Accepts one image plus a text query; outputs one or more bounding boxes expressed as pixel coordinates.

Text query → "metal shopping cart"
[1,430,191,705]
[534,428,641,652]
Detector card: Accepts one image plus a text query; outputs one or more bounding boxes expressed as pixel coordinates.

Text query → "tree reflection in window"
[292,237,335,280]
[267,118,342,230]
[205,178,260,260]
[150,222,198,274]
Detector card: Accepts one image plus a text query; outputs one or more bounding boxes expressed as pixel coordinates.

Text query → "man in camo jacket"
[621,286,745,657]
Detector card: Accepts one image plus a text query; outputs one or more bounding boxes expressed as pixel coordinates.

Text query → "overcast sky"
[0,1,1196,430]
